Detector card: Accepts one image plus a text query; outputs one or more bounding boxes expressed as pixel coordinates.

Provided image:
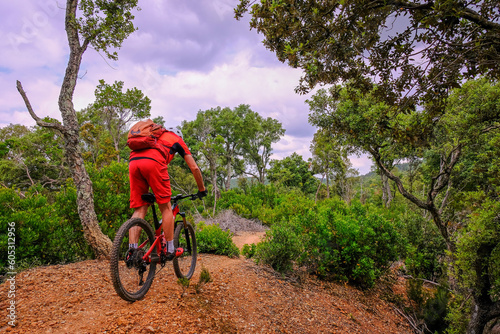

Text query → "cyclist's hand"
[197,190,208,199]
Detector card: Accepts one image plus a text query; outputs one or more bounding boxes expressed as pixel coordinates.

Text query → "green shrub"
[400,212,446,280]
[0,187,90,274]
[241,243,257,259]
[255,220,305,272]
[254,197,402,288]
[196,223,240,257]
[86,161,132,240]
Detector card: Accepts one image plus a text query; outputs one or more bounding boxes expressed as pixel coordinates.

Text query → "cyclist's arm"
[184,154,205,192]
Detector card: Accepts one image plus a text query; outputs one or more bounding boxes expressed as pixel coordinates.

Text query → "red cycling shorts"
[129,157,171,208]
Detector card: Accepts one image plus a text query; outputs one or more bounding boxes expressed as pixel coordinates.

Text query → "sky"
[0,0,373,175]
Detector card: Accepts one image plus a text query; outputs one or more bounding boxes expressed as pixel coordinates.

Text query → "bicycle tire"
[173,222,197,279]
[110,218,157,302]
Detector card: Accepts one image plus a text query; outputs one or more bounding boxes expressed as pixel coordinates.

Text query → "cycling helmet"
[167,127,183,138]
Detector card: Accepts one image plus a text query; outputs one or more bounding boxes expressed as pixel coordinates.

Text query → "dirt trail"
[0,232,411,334]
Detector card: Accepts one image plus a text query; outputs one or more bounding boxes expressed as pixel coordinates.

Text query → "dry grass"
[193,209,268,234]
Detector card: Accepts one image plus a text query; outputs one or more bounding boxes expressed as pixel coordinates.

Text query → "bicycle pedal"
[175,248,184,257]
[164,248,184,261]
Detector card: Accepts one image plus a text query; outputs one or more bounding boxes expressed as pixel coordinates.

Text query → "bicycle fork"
[175,212,193,255]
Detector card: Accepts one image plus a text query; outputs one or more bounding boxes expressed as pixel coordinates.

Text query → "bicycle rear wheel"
[110,218,157,302]
[173,222,197,279]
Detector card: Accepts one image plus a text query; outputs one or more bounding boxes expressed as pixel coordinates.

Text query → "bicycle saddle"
[141,193,156,204]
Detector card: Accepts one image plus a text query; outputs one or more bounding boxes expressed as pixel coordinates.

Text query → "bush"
[255,221,305,272]
[254,197,402,288]
[196,223,240,258]
[0,187,90,274]
[242,243,257,259]
[86,161,132,240]
[400,212,446,281]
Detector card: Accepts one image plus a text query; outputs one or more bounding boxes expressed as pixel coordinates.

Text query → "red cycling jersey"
[129,131,191,208]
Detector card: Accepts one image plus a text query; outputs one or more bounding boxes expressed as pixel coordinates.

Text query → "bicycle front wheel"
[110,218,157,302]
[173,222,197,279]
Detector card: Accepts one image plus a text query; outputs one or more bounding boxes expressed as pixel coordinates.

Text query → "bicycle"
[110,192,199,302]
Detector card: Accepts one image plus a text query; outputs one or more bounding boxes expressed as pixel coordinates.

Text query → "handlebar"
[142,191,206,205]
[171,191,206,204]
[171,193,198,203]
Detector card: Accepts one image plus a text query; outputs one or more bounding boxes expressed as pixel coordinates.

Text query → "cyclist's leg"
[158,201,174,249]
[129,160,150,246]
[129,205,148,244]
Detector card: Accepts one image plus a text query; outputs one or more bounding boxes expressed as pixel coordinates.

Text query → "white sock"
[129,243,138,249]
[167,240,174,253]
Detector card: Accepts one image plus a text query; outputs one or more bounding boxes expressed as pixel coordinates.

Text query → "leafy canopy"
[236,0,500,113]
[77,0,140,60]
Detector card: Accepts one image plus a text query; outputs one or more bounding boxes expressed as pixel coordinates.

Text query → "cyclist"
[128,126,207,260]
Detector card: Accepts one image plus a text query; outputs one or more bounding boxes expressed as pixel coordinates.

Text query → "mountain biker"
[128,126,207,259]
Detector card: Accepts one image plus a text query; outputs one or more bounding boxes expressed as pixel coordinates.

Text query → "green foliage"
[255,220,304,273]
[177,277,190,296]
[237,0,500,113]
[254,197,402,288]
[454,195,500,300]
[310,128,356,202]
[78,79,151,165]
[401,212,446,280]
[86,161,131,240]
[182,104,285,191]
[267,153,318,194]
[77,0,140,61]
[445,292,473,334]
[241,243,257,259]
[0,161,134,271]
[194,266,212,293]
[0,187,90,274]
[196,223,240,258]
[0,122,68,190]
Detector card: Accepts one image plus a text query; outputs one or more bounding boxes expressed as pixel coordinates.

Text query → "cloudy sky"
[0,0,372,174]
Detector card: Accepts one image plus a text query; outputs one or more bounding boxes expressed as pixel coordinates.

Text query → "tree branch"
[459,7,500,31]
[370,147,430,210]
[16,80,66,133]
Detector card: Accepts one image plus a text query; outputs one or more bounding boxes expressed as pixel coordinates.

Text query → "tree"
[215,105,250,191]
[182,108,226,217]
[91,79,151,162]
[309,128,354,202]
[236,0,500,114]
[0,122,68,191]
[268,152,318,194]
[242,114,285,183]
[308,78,500,333]
[16,0,140,258]
[307,87,395,206]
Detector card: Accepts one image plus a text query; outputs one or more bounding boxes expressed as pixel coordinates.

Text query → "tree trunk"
[466,243,500,334]
[315,174,324,203]
[381,173,392,208]
[224,160,232,191]
[326,172,330,199]
[17,0,112,258]
[64,131,112,258]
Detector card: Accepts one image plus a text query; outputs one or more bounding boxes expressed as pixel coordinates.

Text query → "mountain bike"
[110,192,199,302]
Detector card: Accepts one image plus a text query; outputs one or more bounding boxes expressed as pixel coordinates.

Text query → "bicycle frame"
[138,193,193,263]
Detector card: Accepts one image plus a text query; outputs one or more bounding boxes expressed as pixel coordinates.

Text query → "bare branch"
[439,179,452,215]
[16,80,66,133]
[482,124,500,134]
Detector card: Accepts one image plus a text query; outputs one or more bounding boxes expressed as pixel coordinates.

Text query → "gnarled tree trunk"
[16,0,112,258]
